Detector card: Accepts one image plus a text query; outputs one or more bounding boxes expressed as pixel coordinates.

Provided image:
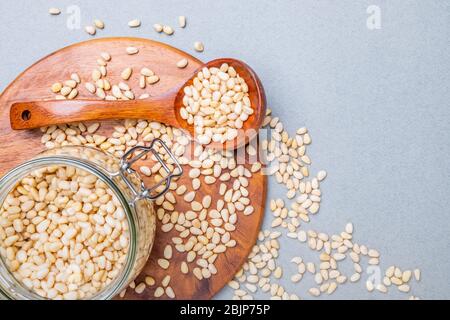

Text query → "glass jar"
[0,139,182,300]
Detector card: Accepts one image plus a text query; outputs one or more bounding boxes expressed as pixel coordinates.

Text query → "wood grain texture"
[0,37,266,300]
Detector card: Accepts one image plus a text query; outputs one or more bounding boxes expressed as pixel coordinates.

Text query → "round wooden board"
[0,37,266,300]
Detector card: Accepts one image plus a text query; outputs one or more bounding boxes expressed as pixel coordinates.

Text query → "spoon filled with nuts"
[10,58,266,151]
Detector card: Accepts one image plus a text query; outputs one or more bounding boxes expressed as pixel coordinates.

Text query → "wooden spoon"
[9,58,266,151]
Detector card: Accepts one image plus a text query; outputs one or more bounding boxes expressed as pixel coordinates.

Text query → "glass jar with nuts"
[0,139,182,300]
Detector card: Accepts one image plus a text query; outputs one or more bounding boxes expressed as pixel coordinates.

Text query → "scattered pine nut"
[64,80,77,88]
[273,267,283,279]
[94,19,104,29]
[134,282,146,294]
[121,67,133,80]
[85,26,96,35]
[154,287,164,297]
[146,75,159,85]
[176,58,188,69]
[87,123,100,134]
[139,76,146,89]
[126,46,139,55]
[398,284,410,293]
[163,245,173,259]
[161,275,171,287]
[308,288,320,297]
[51,82,62,93]
[70,73,81,84]
[165,286,175,298]
[97,58,107,67]
[317,170,327,181]
[178,16,186,28]
[128,19,141,28]
[60,86,72,96]
[85,82,96,94]
[158,258,170,269]
[140,68,154,77]
[181,262,189,274]
[414,269,421,281]
[100,52,111,61]
[145,276,155,286]
[48,8,61,15]
[163,25,174,35]
[67,88,78,99]
[153,24,163,33]
[366,280,375,292]
[194,41,204,52]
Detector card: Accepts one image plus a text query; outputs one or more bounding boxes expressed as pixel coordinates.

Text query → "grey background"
[0,0,449,299]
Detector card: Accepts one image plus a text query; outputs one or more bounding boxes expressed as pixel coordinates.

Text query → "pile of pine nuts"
[180,64,254,145]
[40,41,422,300]
[51,73,80,100]
[42,48,259,299]
[0,165,129,300]
[226,110,422,300]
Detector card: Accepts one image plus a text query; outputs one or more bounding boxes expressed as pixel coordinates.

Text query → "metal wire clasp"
[119,138,183,202]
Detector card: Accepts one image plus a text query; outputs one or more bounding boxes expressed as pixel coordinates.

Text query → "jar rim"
[0,155,137,300]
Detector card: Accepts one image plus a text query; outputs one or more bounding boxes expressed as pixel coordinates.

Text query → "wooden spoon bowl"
[10,58,266,151]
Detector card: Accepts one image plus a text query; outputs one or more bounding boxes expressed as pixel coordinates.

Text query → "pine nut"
[49,8,61,15]
[121,67,132,80]
[51,82,62,93]
[140,68,154,77]
[164,245,173,259]
[178,16,186,28]
[147,75,159,84]
[366,280,375,292]
[67,89,78,99]
[398,284,410,293]
[145,276,155,286]
[161,275,171,287]
[165,286,175,298]
[176,58,188,69]
[154,287,164,297]
[158,258,170,269]
[100,51,111,61]
[194,41,204,52]
[126,47,139,55]
[94,19,104,29]
[163,25,174,35]
[140,166,151,176]
[153,24,163,32]
[135,283,146,294]
[128,19,141,28]
[414,269,421,281]
[60,86,71,96]
[85,26,96,35]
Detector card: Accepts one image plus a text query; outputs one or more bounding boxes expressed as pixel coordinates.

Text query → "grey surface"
[0,0,449,300]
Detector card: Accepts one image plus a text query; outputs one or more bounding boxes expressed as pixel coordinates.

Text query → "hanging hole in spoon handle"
[9,102,36,129]
[21,110,31,121]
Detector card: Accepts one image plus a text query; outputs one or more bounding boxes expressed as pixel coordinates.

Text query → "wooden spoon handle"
[10,95,178,130]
